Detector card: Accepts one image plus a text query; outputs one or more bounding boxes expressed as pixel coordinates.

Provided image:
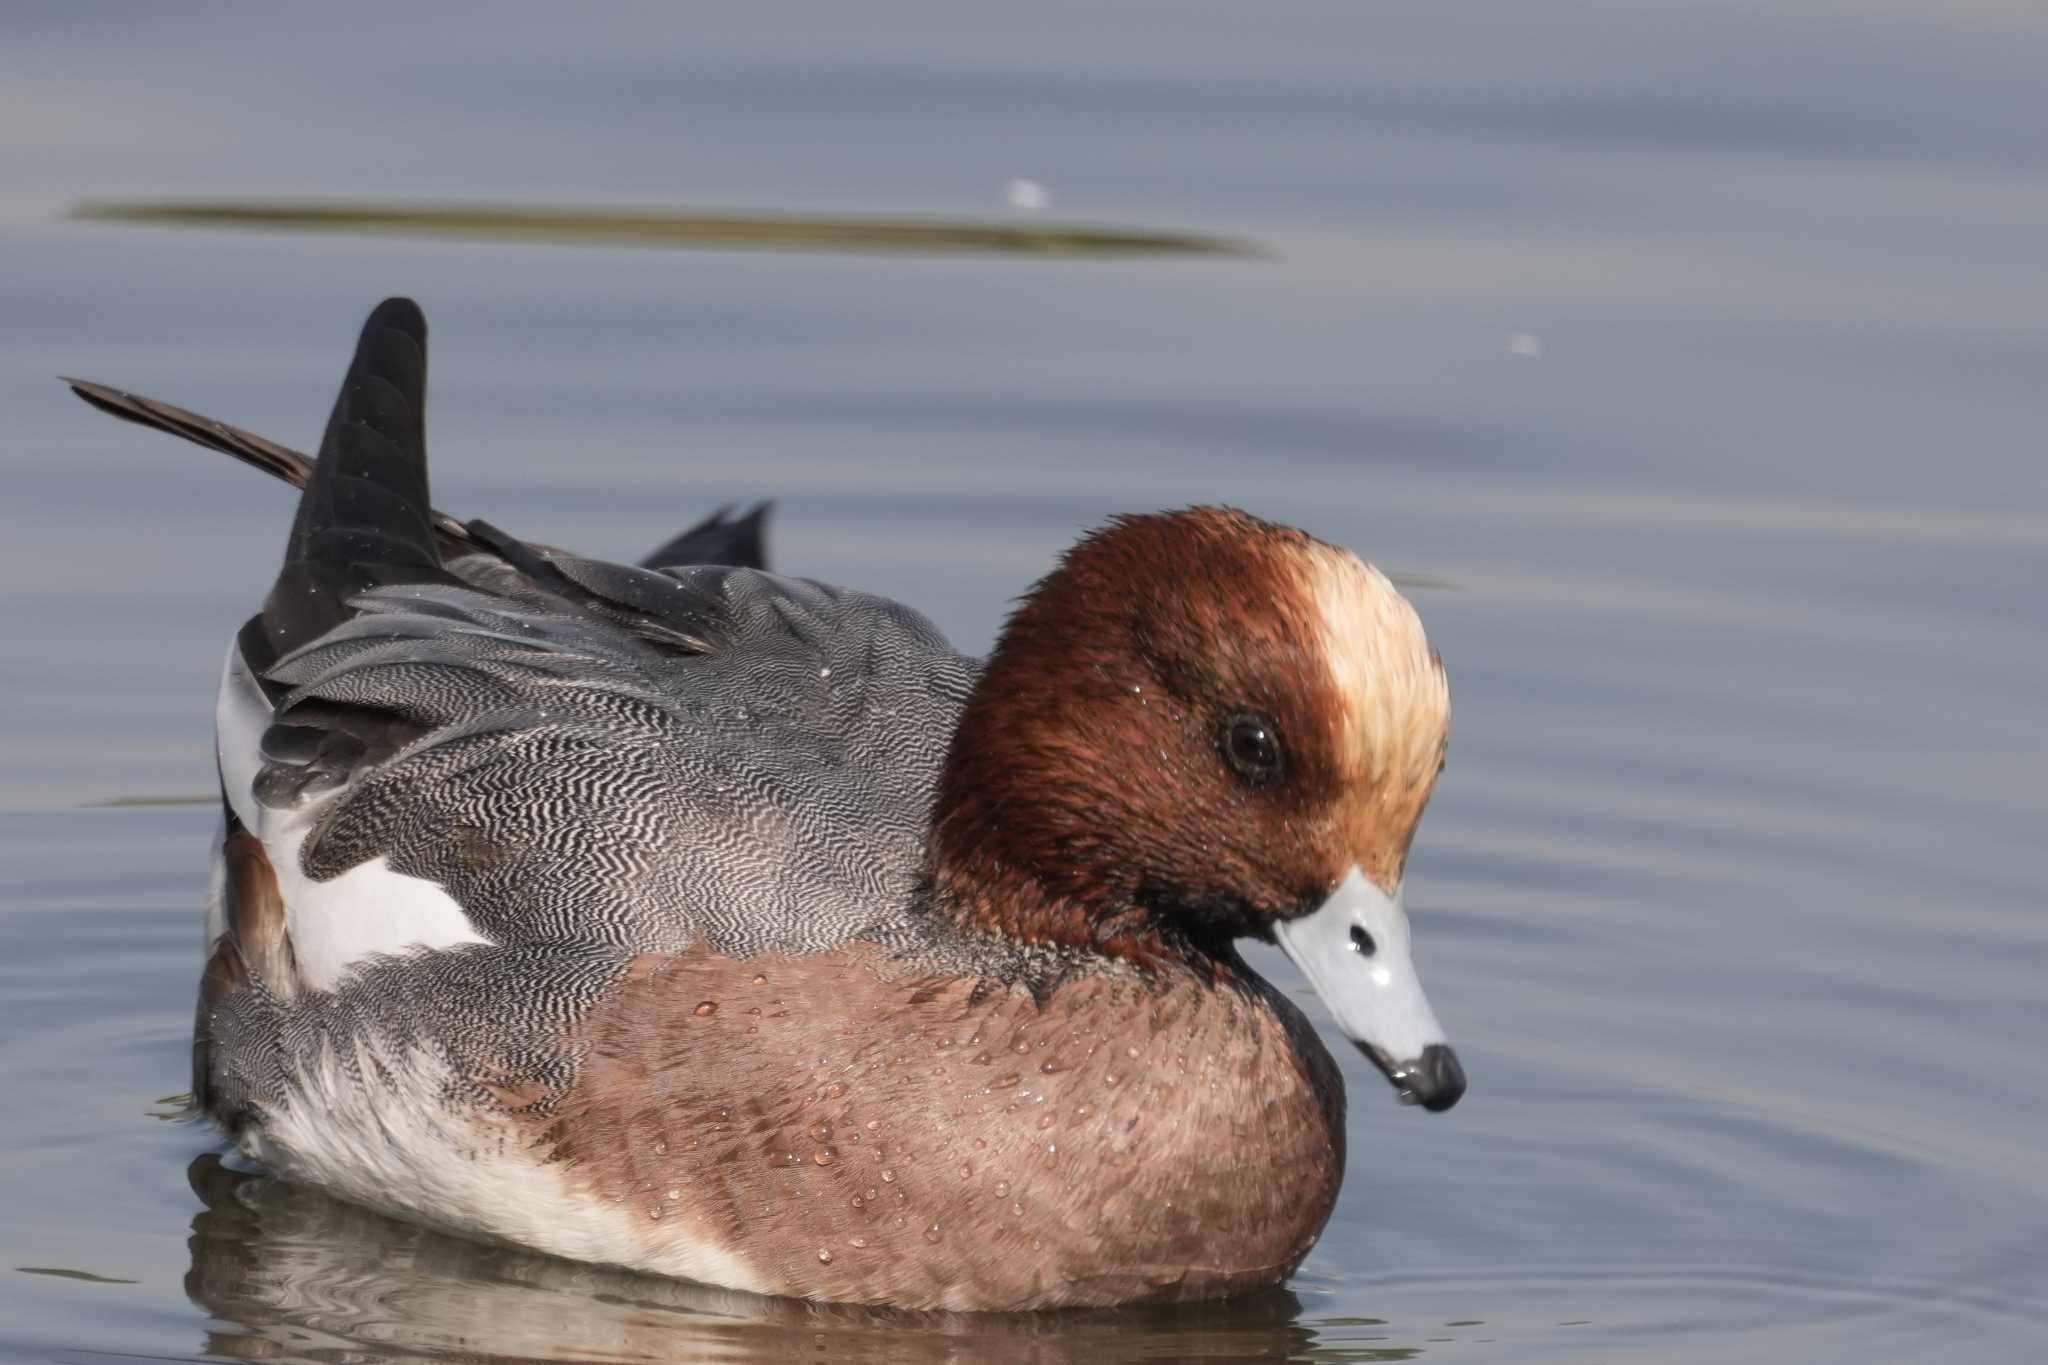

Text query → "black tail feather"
[286,297,437,575]
[253,299,453,680]
[639,501,772,570]
[71,297,777,676]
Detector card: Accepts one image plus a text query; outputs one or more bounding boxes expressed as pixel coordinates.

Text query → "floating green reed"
[15,1267,140,1284]
[85,793,217,808]
[70,200,1258,259]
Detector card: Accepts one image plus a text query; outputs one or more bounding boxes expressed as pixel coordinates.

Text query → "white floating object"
[1506,331,1544,358]
[1004,177,1050,211]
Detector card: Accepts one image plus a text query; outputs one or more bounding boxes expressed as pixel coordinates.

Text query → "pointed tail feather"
[285,297,438,576]
[639,501,772,570]
[68,377,316,487]
[70,298,776,612]
[247,299,452,671]
[65,376,478,552]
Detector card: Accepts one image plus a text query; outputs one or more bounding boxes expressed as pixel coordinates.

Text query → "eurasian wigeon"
[75,298,1463,1311]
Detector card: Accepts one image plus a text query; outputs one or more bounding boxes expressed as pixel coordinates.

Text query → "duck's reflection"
[183,1154,1325,1364]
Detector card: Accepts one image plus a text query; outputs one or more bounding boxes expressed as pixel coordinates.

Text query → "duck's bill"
[1273,867,1466,1112]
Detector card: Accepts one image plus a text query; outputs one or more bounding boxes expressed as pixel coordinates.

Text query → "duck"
[73,297,1464,1312]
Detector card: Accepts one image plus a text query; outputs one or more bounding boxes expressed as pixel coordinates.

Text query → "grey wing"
[263,551,977,963]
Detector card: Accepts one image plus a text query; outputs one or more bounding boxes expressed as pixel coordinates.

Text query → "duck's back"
[197,300,977,1127]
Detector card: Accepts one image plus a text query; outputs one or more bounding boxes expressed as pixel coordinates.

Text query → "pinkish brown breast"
[527,942,1346,1311]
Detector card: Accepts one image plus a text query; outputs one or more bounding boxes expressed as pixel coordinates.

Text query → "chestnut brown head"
[930,506,1463,1110]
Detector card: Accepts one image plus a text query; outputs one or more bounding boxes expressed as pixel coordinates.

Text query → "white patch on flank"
[203,812,230,953]
[247,1037,768,1295]
[215,644,271,833]
[1297,545,1449,787]
[214,642,491,991]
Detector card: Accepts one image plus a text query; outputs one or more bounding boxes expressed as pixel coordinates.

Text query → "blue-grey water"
[3,4,2045,1361]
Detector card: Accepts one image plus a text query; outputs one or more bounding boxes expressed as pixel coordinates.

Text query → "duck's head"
[931,506,1462,1111]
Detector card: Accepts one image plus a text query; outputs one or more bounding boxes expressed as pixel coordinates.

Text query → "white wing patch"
[216,643,492,990]
[263,815,492,991]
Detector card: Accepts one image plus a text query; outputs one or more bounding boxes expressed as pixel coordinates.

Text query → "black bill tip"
[1365,1041,1467,1113]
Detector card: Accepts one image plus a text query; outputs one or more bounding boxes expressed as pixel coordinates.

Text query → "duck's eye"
[1222,712,1285,786]
[1349,924,1377,956]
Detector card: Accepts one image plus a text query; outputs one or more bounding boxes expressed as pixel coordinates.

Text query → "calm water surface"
[2,4,2045,1361]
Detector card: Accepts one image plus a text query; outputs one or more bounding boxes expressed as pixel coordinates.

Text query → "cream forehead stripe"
[1296,543,1450,785]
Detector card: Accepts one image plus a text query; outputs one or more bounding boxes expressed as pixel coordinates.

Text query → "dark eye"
[1222,711,1285,786]
[1349,924,1377,956]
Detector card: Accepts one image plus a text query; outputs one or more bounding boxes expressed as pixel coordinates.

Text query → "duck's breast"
[522,944,1345,1310]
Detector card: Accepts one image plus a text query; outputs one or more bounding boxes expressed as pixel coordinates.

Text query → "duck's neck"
[925,847,1156,964]
[925,815,1263,983]
[925,582,1174,965]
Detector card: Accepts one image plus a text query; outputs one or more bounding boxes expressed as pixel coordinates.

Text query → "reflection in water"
[183,1155,1414,1364]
